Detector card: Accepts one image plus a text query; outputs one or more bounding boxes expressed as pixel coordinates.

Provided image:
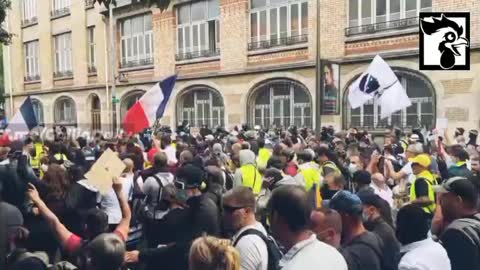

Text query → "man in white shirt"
[143,152,174,220]
[385,143,424,185]
[268,186,347,270]
[370,173,393,207]
[396,204,451,270]
[160,135,177,165]
[223,186,268,270]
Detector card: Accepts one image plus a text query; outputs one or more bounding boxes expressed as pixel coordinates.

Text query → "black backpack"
[443,213,480,250]
[233,229,283,270]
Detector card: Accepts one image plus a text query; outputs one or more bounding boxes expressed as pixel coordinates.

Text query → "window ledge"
[51,12,71,20]
[119,65,154,72]
[248,43,308,56]
[54,76,74,81]
[345,27,419,43]
[21,21,38,29]
[24,80,41,85]
[88,72,98,77]
[176,56,220,65]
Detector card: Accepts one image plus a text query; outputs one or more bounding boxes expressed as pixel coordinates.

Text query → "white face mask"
[348,163,358,174]
[41,164,48,172]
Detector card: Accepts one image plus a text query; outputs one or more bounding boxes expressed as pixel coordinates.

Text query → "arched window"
[249,79,312,128]
[177,88,224,128]
[54,96,77,126]
[120,90,145,121]
[89,94,101,131]
[31,98,44,126]
[344,69,435,129]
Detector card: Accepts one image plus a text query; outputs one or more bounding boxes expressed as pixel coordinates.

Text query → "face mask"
[348,163,358,174]
[41,164,48,172]
[175,189,189,203]
[362,211,371,223]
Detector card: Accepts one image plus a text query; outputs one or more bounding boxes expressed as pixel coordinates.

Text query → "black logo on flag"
[420,12,470,70]
[359,74,381,97]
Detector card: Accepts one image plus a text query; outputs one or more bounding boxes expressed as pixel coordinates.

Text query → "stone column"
[38,0,54,90]
[9,0,24,93]
[153,9,176,78]
[71,0,88,86]
[219,0,249,70]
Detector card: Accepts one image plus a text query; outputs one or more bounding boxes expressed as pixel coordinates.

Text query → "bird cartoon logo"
[420,13,470,70]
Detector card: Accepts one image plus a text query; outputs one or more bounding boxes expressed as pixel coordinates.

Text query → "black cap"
[176,164,204,189]
[352,170,371,185]
[434,176,479,206]
[357,190,383,209]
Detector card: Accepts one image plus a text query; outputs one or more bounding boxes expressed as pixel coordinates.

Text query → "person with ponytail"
[189,236,240,270]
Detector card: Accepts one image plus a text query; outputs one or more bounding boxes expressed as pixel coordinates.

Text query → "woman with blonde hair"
[189,236,240,270]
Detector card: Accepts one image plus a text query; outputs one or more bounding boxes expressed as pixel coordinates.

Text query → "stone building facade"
[3,0,480,134]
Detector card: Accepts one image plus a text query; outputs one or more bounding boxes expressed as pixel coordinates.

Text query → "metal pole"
[109,3,117,135]
[315,0,321,133]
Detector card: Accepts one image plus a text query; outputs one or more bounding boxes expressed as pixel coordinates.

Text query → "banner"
[320,61,340,115]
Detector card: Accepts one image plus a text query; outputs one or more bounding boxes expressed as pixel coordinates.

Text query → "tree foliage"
[0,0,12,45]
[94,0,171,11]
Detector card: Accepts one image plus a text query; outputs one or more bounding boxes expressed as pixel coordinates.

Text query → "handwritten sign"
[85,148,126,194]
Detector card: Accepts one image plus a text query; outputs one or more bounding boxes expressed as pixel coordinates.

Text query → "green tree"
[0,0,11,45]
[94,0,171,11]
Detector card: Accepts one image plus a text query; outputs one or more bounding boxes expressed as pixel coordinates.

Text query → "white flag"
[348,55,411,118]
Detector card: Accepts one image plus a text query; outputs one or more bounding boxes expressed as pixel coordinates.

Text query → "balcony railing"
[176,48,220,61]
[345,16,419,37]
[24,74,40,82]
[54,70,73,78]
[51,7,71,18]
[86,0,95,8]
[248,34,308,51]
[120,57,154,68]
[22,17,38,26]
[88,66,97,73]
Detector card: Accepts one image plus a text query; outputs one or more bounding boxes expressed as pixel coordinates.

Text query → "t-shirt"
[233,222,269,270]
[100,188,122,224]
[143,172,174,219]
[414,178,429,198]
[65,230,126,254]
[400,162,415,184]
[340,231,383,270]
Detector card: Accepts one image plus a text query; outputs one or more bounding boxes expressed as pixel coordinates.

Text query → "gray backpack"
[443,213,480,249]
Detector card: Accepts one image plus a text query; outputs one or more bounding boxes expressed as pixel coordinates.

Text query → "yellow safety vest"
[409,170,437,214]
[257,148,272,169]
[31,143,44,169]
[319,161,341,177]
[298,162,321,191]
[240,164,262,194]
[54,153,69,162]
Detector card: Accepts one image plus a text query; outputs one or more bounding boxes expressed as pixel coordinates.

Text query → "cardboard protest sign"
[85,148,126,194]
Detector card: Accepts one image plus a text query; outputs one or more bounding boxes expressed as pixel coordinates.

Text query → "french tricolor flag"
[6,96,39,138]
[123,75,177,134]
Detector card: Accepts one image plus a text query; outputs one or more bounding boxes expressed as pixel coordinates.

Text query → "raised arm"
[113,177,131,240]
[27,183,72,248]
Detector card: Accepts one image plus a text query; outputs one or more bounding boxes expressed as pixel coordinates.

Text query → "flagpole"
[109,3,118,136]
[315,0,322,133]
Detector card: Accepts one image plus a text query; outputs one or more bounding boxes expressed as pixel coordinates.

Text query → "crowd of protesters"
[0,123,480,270]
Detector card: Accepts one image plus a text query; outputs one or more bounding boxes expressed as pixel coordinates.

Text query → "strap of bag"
[233,228,268,247]
[151,174,165,204]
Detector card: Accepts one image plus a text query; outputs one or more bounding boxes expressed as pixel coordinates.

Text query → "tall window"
[87,27,96,73]
[249,0,308,50]
[250,80,311,128]
[348,0,432,27]
[120,13,154,68]
[24,40,40,81]
[53,33,72,77]
[176,0,220,60]
[54,96,77,126]
[178,88,224,128]
[31,99,44,125]
[22,0,38,25]
[52,0,71,17]
[345,71,435,129]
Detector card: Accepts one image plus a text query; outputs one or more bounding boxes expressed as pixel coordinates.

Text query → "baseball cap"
[433,176,479,205]
[357,190,383,209]
[176,164,204,189]
[325,190,363,216]
[409,154,431,168]
[352,170,371,185]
